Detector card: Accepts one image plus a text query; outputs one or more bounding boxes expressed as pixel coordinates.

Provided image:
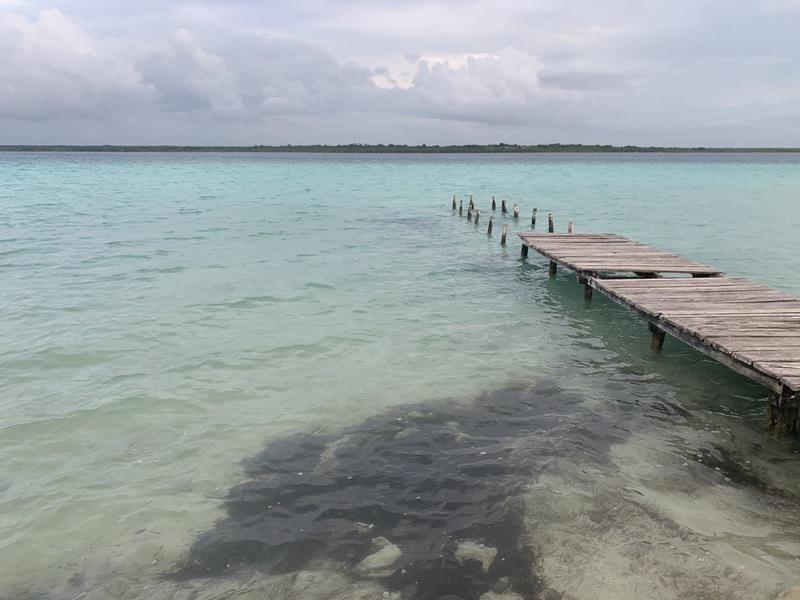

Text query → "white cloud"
[0,9,154,120]
[0,1,799,144]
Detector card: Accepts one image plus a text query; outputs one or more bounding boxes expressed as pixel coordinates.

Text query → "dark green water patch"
[169,382,625,599]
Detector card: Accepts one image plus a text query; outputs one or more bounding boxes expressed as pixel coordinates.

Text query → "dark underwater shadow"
[167,381,626,599]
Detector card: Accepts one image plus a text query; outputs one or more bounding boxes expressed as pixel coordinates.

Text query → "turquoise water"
[1,152,799,599]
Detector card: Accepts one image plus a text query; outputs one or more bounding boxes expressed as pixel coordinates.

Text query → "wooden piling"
[459,200,463,216]
[512,204,520,219]
[531,208,537,228]
[469,195,474,210]
[500,224,508,246]
[548,261,557,277]
[467,206,473,222]
[577,275,592,300]
[767,389,798,437]
[649,322,666,352]
[487,215,494,235]
[548,213,554,233]
[521,243,529,258]
[501,200,507,214]
[452,195,457,210]
[568,222,574,234]
[492,196,497,211]
[474,209,480,225]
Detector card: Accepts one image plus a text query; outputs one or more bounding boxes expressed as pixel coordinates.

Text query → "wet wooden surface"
[593,277,800,392]
[518,232,799,394]
[517,233,722,276]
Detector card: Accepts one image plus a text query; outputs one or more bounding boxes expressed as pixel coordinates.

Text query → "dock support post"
[487,216,494,236]
[469,195,474,210]
[492,196,497,211]
[474,209,480,225]
[577,275,592,300]
[548,261,557,277]
[500,224,508,246]
[501,200,507,214]
[512,204,519,219]
[649,323,666,352]
[521,243,529,258]
[767,389,798,437]
[467,206,473,222]
[531,208,537,228]
[568,222,574,234]
[459,200,463,216]
[548,213,554,233]
[452,195,456,210]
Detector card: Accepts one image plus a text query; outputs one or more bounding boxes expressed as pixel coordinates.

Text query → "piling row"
[449,195,573,254]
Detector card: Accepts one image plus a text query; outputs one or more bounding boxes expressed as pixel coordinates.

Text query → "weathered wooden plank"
[663,322,800,341]
[578,267,719,273]
[608,284,787,293]
[661,310,800,316]
[554,257,704,263]
[755,363,800,377]
[728,350,800,361]
[624,296,795,305]
[706,339,800,348]
[651,303,800,312]
[784,377,800,389]
[554,253,694,259]
[600,279,753,288]
[673,317,800,324]
[590,274,800,393]
[526,240,635,245]
[602,280,759,288]
[524,232,797,395]
[705,336,800,344]
[520,233,623,238]
[612,291,793,299]
[701,332,800,339]
[518,232,722,276]
[562,259,714,266]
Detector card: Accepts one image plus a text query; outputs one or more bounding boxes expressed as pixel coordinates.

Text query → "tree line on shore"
[2,143,799,153]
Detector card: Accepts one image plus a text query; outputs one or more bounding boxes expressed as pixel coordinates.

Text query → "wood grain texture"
[517,232,721,275]
[592,276,800,392]
[518,231,798,394]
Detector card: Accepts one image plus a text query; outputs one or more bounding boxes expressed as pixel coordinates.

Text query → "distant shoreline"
[2,144,800,153]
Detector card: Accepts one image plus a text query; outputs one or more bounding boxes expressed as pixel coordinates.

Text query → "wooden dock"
[518,233,721,277]
[518,232,799,436]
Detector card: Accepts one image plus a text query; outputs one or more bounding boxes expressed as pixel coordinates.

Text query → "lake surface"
[1,152,799,600]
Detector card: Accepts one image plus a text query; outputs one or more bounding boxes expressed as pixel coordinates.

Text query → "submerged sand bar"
[518,232,799,436]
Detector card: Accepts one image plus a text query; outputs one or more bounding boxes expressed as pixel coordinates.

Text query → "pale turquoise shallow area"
[1,152,799,599]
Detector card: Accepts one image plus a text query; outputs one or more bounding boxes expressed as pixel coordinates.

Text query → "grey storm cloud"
[0,0,799,144]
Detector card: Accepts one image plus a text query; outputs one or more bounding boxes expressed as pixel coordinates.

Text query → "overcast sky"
[1,0,799,145]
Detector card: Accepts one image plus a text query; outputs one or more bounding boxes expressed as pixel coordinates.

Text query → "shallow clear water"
[1,152,799,600]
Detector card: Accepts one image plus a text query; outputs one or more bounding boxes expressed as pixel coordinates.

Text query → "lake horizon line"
[3,143,800,154]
